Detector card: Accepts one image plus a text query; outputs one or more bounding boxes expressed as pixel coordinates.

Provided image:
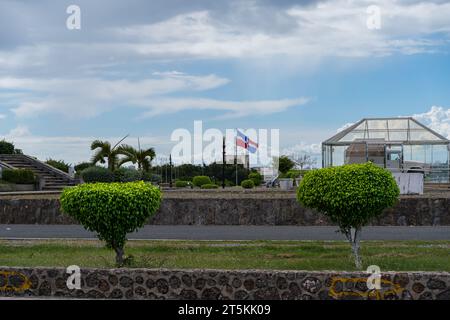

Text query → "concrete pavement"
[0,225,449,240]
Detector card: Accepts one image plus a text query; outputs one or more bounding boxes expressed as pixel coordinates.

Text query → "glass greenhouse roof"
[323,117,449,145]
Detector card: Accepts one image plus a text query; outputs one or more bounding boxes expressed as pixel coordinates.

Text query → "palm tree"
[117,144,156,172]
[90,140,121,171]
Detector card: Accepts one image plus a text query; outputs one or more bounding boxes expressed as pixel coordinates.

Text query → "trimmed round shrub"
[175,180,189,188]
[2,169,36,184]
[80,166,115,183]
[60,181,162,266]
[192,175,212,187]
[241,179,255,189]
[201,183,218,189]
[114,167,142,182]
[248,172,262,186]
[297,162,399,268]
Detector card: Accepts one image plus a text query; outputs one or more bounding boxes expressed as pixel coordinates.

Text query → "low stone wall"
[1,267,449,300]
[0,191,449,225]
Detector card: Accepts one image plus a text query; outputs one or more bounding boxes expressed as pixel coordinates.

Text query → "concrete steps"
[0,154,77,190]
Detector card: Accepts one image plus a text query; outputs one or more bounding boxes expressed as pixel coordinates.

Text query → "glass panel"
[367,120,387,130]
[410,130,441,141]
[368,131,389,140]
[388,119,409,130]
[388,131,408,141]
[408,119,422,129]
[331,146,346,166]
[429,145,449,183]
[340,131,366,142]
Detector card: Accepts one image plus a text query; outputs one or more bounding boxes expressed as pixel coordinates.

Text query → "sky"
[1,0,450,166]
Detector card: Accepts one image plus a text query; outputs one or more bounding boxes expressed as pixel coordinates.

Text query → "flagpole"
[222,136,226,189]
[235,128,238,186]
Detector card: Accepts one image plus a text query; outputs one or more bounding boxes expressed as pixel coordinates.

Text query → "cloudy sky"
[1,0,450,165]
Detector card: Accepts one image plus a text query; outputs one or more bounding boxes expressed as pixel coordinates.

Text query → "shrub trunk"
[343,226,362,269]
[114,246,125,267]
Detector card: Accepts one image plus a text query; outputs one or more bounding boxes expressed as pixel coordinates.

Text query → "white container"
[279,178,293,190]
[392,172,424,195]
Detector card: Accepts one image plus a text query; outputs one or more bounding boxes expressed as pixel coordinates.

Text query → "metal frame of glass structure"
[322,117,450,183]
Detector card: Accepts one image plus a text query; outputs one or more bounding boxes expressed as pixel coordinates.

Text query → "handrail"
[0,154,75,181]
[0,160,15,169]
[20,154,75,181]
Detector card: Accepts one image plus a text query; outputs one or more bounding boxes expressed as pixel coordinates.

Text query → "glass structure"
[322,117,450,183]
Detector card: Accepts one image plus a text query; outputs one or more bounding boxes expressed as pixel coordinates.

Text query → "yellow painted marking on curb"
[0,271,32,292]
[329,277,404,300]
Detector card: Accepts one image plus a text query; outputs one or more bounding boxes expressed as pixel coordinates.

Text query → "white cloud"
[3,126,169,165]
[282,142,322,156]
[0,73,308,119]
[0,114,6,119]
[111,1,450,61]
[6,125,30,137]
[412,106,450,139]
[1,0,449,76]
[137,97,309,118]
[0,72,230,118]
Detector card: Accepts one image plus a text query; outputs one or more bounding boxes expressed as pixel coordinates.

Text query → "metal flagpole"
[222,136,226,189]
[235,128,238,186]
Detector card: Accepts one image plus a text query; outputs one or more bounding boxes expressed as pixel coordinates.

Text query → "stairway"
[0,154,77,191]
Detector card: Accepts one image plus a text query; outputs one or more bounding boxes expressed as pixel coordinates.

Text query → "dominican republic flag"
[236,129,258,153]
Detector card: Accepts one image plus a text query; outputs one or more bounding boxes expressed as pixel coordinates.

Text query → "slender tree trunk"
[343,226,362,269]
[115,246,124,267]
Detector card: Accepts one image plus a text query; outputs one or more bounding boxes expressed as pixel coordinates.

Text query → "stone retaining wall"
[0,191,449,225]
[1,267,449,300]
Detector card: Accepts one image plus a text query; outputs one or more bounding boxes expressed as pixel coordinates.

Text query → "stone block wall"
[1,267,449,300]
[0,191,449,225]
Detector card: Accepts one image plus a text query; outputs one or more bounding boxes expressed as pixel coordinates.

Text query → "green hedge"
[248,172,262,186]
[201,183,218,189]
[175,180,190,188]
[80,166,115,183]
[241,179,255,189]
[192,175,212,187]
[1,169,36,184]
[114,167,142,182]
[141,171,161,183]
[60,181,162,266]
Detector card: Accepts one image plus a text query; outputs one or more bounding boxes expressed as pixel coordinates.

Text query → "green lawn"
[1,240,449,271]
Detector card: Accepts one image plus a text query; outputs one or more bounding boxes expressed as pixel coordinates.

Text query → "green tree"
[117,144,156,172]
[278,156,295,174]
[0,140,15,154]
[90,140,121,171]
[61,181,161,266]
[74,162,92,173]
[297,162,399,269]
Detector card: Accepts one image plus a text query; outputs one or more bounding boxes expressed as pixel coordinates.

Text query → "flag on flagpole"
[236,129,258,153]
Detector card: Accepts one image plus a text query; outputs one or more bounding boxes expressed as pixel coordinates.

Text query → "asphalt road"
[0,225,449,240]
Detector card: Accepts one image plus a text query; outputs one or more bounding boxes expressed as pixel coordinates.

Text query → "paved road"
[0,225,449,240]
